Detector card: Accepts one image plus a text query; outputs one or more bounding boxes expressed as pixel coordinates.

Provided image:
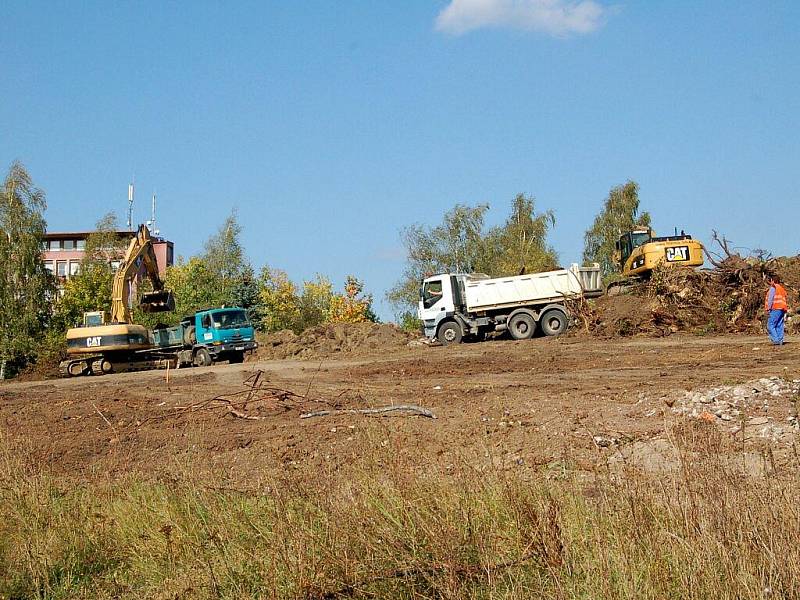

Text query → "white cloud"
[435,0,610,36]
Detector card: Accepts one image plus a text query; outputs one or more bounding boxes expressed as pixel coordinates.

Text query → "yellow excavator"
[609,227,704,292]
[60,224,175,376]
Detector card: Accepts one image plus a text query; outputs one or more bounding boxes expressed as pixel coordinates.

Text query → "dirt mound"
[256,322,417,360]
[590,294,664,337]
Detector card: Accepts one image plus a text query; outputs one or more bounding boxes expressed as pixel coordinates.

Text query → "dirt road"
[1,334,797,481]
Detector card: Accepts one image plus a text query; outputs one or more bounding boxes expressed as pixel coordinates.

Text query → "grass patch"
[1,435,800,599]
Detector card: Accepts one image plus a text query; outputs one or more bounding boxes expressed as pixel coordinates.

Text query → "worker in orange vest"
[765,274,789,345]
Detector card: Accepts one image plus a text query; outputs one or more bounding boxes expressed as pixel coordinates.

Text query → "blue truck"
[61,306,258,376]
[153,307,258,367]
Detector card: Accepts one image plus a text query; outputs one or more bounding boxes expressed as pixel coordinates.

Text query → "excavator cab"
[616,227,704,279]
[615,228,653,268]
[83,311,108,327]
[140,289,175,313]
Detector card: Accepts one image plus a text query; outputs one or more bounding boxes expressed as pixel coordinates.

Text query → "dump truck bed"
[464,264,602,312]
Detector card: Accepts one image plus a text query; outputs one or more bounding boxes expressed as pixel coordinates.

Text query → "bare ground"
[1,333,798,482]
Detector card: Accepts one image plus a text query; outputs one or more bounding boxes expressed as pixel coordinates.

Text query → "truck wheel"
[540,309,568,336]
[229,352,245,364]
[437,321,462,345]
[194,348,212,367]
[183,325,197,346]
[508,313,536,340]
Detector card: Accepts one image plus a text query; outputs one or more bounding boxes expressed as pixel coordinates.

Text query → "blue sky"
[3,1,798,319]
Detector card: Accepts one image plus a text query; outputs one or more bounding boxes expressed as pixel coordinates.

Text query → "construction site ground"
[2,332,798,482]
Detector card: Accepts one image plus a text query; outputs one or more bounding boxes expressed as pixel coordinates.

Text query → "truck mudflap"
[205,340,258,357]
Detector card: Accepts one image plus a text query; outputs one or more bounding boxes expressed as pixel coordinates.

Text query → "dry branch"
[300,405,437,419]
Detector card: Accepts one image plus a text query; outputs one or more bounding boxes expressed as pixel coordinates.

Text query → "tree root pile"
[588,239,800,337]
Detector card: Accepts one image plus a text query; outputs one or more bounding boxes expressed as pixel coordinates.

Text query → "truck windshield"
[422,280,444,309]
[211,310,250,329]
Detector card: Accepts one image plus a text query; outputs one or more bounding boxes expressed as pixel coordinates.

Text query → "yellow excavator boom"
[110,224,174,323]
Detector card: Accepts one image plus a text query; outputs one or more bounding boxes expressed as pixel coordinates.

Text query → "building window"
[56,261,67,277]
[48,239,61,251]
[44,260,54,274]
[69,261,80,276]
[63,239,75,250]
[76,239,86,250]
[167,244,174,266]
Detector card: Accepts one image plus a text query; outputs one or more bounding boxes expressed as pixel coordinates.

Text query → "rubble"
[667,377,800,442]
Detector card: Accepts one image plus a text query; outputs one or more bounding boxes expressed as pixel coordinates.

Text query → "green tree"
[201,211,248,284]
[484,194,558,275]
[387,203,490,313]
[232,265,261,324]
[142,212,252,324]
[388,195,558,316]
[162,256,222,318]
[583,180,651,280]
[0,162,55,376]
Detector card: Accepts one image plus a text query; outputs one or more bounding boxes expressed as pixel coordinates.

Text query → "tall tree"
[387,203,490,313]
[201,210,250,306]
[203,210,245,281]
[583,180,651,279]
[0,162,55,375]
[485,194,558,275]
[388,195,558,316]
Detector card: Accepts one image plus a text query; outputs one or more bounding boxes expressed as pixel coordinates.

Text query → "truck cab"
[186,307,257,365]
[418,275,464,340]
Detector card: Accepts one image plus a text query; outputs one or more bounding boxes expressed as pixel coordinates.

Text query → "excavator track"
[59,358,95,377]
[59,356,177,377]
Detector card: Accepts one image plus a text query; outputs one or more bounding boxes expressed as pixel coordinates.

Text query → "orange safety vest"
[765,283,788,311]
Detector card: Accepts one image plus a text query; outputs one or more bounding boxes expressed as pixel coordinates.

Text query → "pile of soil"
[255,322,417,360]
[589,255,800,337]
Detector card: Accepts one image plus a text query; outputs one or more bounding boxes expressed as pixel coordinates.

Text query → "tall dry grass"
[1,428,800,599]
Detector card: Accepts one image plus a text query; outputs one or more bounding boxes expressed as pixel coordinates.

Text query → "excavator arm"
[110,225,175,323]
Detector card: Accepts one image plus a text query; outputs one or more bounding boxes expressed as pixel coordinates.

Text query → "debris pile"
[256,322,417,360]
[590,240,800,336]
[667,377,800,442]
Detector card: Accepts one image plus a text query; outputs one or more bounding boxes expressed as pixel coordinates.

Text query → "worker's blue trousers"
[767,309,786,345]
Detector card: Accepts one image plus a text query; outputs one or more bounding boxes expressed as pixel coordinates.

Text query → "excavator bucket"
[140,290,176,313]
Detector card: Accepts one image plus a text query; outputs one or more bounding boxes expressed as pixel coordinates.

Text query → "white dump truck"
[418,264,603,344]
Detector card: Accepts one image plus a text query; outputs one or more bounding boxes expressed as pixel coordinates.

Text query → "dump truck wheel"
[194,348,212,367]
[508,312,536,340]
[540,309,567,336]
[183,325,197,346]
[437,321,462,345]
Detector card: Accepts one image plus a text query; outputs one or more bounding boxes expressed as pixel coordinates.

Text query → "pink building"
[42,231,174,285]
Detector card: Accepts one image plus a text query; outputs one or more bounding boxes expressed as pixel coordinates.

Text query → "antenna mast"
[127,181,135,230]
[150,192,159,236]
